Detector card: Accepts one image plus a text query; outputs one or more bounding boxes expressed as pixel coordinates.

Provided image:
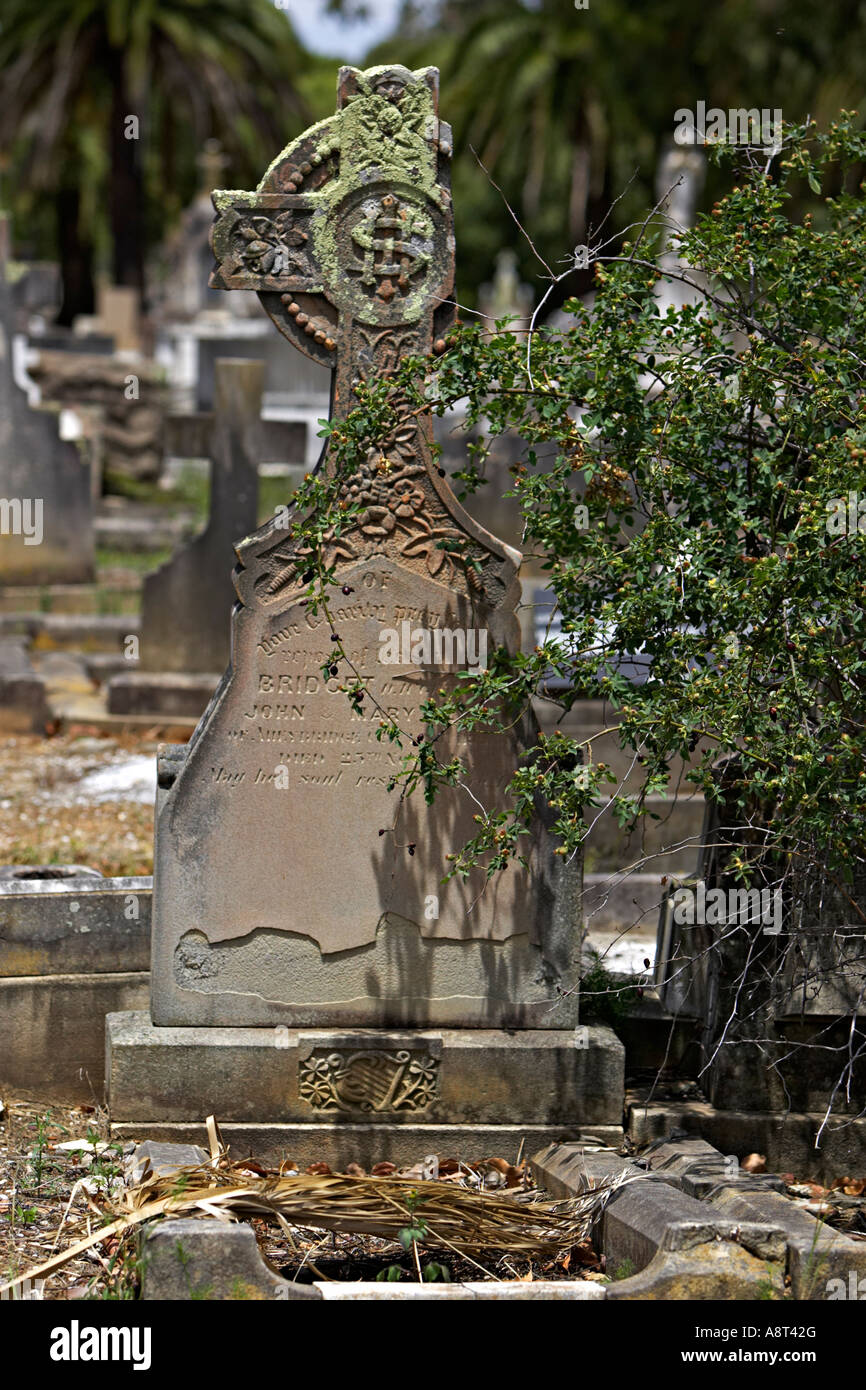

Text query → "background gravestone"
[0,217,93,585]
[114,358,263,690]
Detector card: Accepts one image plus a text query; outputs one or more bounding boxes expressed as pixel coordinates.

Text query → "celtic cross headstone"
[149,65,581,1029]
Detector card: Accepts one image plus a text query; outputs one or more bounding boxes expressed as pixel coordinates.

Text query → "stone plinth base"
[115,1121,624,1170]
[106,1012,625,1167]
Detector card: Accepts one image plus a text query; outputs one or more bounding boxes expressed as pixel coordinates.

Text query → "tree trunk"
[55,185,95,326]
[108,49,145,302]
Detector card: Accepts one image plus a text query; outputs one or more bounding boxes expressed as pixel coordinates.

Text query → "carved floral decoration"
[235,210,309,278]
[299,1048,440,1114]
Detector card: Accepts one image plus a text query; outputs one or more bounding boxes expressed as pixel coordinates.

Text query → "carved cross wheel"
[210,65,455,422]
[209,65,507,609]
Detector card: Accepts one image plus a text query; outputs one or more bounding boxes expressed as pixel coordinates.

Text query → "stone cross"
[150,66,580,1031]
[210,64,481,612]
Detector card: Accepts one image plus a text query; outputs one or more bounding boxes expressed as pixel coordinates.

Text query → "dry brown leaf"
[741,1153,766,1173]
[832,1176,866,1196]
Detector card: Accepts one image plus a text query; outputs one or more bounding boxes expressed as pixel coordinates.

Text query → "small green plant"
[376,1264,405,1282]
[173,1239,214,1301]
[579,950,638,1026]
[28,1110,52,1189]
[6,1205,39,1225]
[398,1188,429,1254]
[90,1240,142,1301]
[756,1267,788,1300]
[610,1257,636,1282]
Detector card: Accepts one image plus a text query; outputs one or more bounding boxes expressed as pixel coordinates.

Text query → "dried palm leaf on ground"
[0,1156,643,1296]
[122,1162,636,1258]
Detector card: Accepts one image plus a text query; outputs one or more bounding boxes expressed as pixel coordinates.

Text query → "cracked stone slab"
[531,1141,786,1298]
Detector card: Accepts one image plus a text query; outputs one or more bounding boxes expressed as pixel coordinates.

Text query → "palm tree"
[0,0,309,321]
[372,0,655,304]
[374,0,866,311]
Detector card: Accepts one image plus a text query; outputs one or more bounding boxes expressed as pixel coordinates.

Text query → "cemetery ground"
[0,1094,611,1297]
[3,1087,866,1299]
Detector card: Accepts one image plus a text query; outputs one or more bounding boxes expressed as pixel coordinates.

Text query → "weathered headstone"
[106,358,262,716]
[654,141,706,316]
[478,248,533,337]
[0,218,94,585]
[156,139,229,322]
[153,63,579,1025]
[108,67,619,1165]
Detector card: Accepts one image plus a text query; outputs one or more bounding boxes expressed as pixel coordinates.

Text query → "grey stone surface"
[0,219,94,585]
[150,67,582,1030]
[137,359,261,674]
[107,1013,624,1125]
[531,1140,786,1300]
[317,1280,605,1299]
[158,905,581,1030]
[111,1120,623,1171]
[0,875,150,976]
[95,509,191,553]
[139,1210,604,1299]
[635,1135,866,1299]
[644,1136,785,1199]
[531,1141,644,1198]
[0,612,138,652]
[107,672,220,718]
[140,1217,319,1300]
[127,1140,209,1184]
[0,971,148,1101]
[707,1183,866,1301]
[165,411,305,466]
[29,349,167,483]
[605,1239,785,1301]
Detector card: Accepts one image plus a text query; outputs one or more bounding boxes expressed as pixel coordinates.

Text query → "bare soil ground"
[0,731,155,877]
